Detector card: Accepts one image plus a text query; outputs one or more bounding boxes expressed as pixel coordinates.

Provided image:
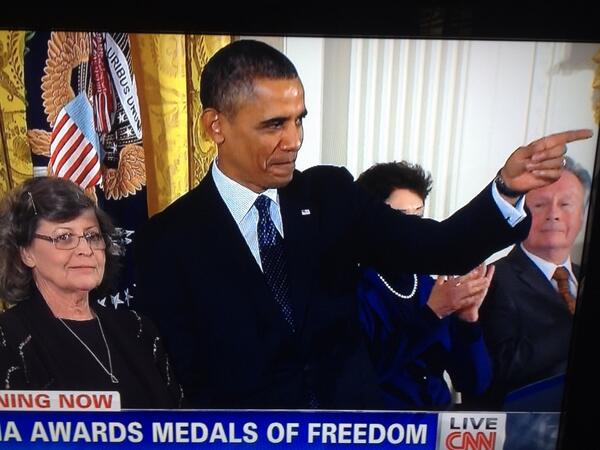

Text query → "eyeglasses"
[33,231,106,250]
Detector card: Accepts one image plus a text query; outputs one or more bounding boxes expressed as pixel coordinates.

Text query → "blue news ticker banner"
[0,410,438,449]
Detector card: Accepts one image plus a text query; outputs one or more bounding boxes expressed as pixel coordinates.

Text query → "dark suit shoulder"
[481,250,523,311]
[296,165,354,183]
[490,255,517,278]
[491,247,527,276]
[138,176,214,245]
[149,165,354,225]
[145,187,201,227]
[284,165,357,203]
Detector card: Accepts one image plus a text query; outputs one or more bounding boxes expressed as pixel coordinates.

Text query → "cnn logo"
[438,413,505,450]
[445,431,496,450]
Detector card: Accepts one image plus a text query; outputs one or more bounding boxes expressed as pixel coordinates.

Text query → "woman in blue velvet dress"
[356,162,494,410]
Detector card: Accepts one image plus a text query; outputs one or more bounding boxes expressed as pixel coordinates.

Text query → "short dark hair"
[200,39,299,117]
[0,177,120,304]
[356,161,433,203]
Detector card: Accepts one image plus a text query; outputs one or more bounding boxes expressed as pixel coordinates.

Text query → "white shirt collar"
[520,243,576,285]
[211,160,279,225]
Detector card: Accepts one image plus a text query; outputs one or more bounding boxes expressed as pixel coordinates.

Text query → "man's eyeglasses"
[33,231,106,250]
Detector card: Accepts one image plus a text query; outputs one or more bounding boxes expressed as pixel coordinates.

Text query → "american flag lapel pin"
[301,209,311,216]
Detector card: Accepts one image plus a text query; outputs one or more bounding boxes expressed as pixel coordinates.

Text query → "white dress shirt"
[491,182,527,226]
[520,244,578,297]
[212,162,283,271]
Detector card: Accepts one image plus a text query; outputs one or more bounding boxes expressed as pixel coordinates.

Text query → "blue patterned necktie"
[255,195,295,331]
[255,195,319,407]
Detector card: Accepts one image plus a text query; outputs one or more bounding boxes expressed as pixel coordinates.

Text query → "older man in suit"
[476,156,591,409]
[134,39,591,409]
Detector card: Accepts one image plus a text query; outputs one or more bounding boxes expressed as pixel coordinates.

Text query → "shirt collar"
[211,160,279,225]
[520,243,576,284]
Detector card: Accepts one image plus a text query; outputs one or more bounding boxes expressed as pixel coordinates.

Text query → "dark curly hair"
[0,177,121,304]
[200,39,299,117]
[356,161,433,203]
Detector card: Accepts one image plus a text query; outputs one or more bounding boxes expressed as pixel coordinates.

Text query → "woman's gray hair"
[0,177,120,304]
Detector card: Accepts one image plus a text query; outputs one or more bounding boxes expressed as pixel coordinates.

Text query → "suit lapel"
[192,173,295,336]
[507,246,569,312]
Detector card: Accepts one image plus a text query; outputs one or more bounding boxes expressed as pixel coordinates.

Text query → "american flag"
[49,93,102,189]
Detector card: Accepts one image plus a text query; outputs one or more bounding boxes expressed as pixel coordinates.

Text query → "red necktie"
[552,266,576,315]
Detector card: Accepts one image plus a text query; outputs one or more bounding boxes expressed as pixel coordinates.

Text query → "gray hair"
[564,156,592,207]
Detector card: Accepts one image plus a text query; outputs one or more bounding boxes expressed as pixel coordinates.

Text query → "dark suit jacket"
[476,245,575,409]
[134,165,529,409]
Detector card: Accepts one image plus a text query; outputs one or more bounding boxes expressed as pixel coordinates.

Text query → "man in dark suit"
[477,156,591,409]
[134,39,591,409]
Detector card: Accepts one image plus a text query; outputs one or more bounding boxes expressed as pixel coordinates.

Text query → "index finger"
[532,129,593,149]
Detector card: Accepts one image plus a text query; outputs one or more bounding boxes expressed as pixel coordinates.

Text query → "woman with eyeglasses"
[355,161,494,410]
[0,177,182,408]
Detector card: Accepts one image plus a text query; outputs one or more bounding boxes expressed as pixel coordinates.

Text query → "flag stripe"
[68,144,96,182]
[62,142,91,179]
[50,120,78,165]
[77,154,101,188]
[57,139,91,179]
[53,133,85,175]
[82,164,102,189]
[50,112,70,143]
[49,106,101,189]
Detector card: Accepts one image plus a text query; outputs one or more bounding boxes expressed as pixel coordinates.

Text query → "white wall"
[456,41,598,263]
[283,38,324,171]
[246,36,599,265]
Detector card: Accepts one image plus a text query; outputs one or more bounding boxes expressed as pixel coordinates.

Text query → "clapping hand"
[427,264,495,322]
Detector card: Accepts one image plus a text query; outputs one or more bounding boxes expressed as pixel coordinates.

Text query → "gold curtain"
[1,31,230,212]
[0,30,32,197]
[132,34,230,216]
[185,35,231,191]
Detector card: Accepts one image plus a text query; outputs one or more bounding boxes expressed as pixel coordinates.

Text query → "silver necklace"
[376,273,418,299]
[57,316,119,384]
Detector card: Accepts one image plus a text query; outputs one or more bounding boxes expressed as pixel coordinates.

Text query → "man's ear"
[20,246,36,268]
[201,108,225,145]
